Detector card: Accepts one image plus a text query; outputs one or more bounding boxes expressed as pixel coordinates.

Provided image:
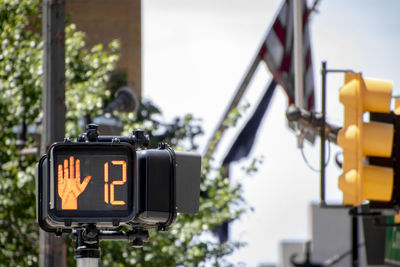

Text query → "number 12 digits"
[104,161,127,205]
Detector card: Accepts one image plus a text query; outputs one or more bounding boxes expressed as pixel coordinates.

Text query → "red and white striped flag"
[258,0,315,111]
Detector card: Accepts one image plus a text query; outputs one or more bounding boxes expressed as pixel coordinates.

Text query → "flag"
[216,81,276,243]
[222,80,277,165]
[258,0,315,111]
[222,0,315,166]
[216,0,315,243]
[203,0,315,159]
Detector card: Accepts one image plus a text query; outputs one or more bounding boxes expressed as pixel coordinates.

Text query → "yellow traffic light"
[338,72,394,206]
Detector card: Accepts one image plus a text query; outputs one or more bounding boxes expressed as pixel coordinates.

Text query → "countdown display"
[36,138,201,232]
[49,144,134,220]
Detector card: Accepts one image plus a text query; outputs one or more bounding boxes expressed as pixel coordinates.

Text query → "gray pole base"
[76,258,99,267]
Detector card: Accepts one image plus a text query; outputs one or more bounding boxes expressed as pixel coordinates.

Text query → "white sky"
[143,0,400,265]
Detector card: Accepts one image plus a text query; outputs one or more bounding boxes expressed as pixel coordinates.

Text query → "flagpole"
[204,0,321,159]
[293,0,304,108]
[203,53,261,159]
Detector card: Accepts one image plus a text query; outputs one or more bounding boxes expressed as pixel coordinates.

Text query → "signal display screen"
[50,145,134,218]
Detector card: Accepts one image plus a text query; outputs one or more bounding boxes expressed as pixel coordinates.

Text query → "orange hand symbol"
[58,156,92,210]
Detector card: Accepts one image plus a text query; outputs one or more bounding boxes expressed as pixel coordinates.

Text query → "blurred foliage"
[0,0,247,266]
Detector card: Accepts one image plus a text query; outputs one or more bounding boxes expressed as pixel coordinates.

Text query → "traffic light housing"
[338,72,394,206]
[36,130,201,232]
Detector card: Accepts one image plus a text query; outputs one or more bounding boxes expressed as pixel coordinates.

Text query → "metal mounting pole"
[74,228,100,267]
[319,62,355,208]
[72,225,150,267]
[320,61,327,205]
[40,0,67,266]
[352,207,359,267]
[293,0,304,109]
[76,258,99,267]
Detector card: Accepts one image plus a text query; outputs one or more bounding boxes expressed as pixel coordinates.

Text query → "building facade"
[66,0,142,98]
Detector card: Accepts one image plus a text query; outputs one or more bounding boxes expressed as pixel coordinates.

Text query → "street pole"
[352,208,359,267]
[293,0,304,109]
[320,61,327,205]
[40,0,67,266]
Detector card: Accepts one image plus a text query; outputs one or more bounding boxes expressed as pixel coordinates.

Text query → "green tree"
[0,0,246,266]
